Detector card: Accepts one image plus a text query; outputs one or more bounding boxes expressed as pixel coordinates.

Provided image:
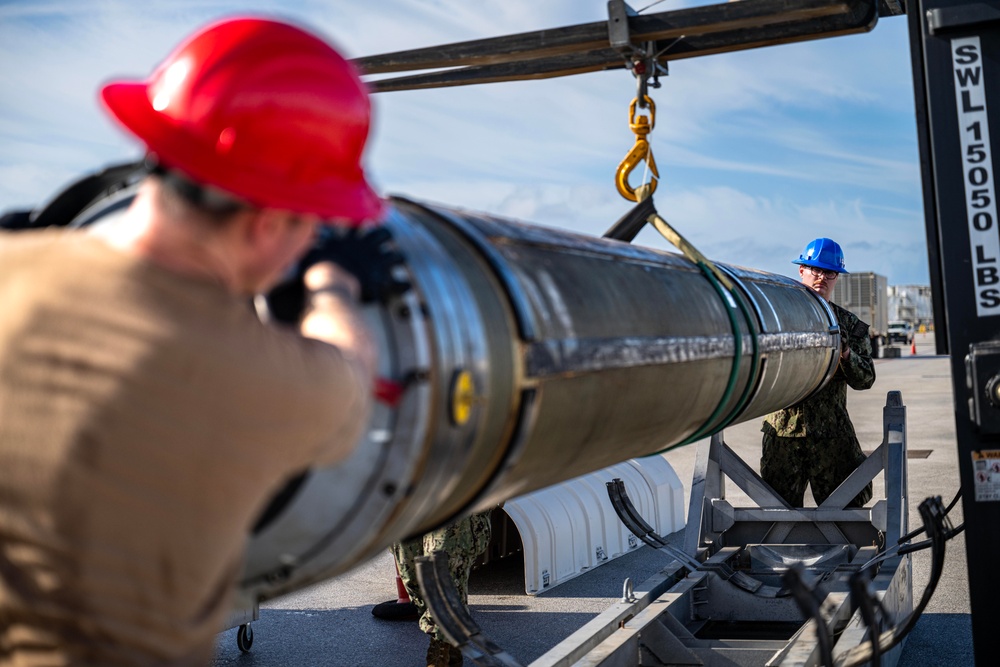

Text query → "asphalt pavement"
[213,332,973,666]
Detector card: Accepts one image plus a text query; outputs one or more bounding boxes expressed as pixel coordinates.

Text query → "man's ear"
[243,208,286,249]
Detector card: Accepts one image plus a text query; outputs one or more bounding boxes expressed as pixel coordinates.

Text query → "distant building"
[888,284,934,328]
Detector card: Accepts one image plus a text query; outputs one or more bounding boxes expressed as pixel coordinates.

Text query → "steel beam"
[356,0,881,92]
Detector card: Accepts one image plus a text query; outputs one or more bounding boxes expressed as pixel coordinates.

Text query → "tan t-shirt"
[0,229,371,665]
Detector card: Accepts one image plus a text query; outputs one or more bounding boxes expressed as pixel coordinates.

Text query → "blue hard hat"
[793,238,848,273]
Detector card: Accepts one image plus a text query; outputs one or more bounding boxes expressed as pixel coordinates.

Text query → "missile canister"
[240,196,840,600]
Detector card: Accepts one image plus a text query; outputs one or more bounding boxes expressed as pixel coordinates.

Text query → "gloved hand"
[302,226,410,304]
[264,225,410,324]
[0,209,33,230]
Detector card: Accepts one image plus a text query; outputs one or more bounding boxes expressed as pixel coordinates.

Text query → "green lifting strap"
[645,210,762,452]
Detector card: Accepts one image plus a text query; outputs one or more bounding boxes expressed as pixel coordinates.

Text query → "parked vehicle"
[887,321,914,345]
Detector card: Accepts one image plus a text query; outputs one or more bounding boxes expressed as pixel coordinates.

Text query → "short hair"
[148,161,250,226]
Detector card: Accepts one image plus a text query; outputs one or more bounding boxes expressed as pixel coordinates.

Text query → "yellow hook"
[616,96,659,202]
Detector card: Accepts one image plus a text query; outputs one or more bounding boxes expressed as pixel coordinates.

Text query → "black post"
[908,1,1000,663]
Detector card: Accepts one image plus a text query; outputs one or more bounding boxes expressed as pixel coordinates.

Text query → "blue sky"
[0,0,927,284]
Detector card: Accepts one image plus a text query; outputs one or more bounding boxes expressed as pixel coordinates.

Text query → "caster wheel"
[236,623,254,653]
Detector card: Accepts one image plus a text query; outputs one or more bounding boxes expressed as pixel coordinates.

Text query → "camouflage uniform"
[392,510,493,641]
[761,302,875,507]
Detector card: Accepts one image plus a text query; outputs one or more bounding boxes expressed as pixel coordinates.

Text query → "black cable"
[850,571,881,667]
[944,489,962,514]
[838,496,949,666]
[898,488,961,544]
[784,564,835,667]
[860,518,964,574]
[897,521,964,556]
[859,486,963,573]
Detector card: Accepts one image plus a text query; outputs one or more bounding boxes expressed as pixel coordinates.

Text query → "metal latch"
[966,341,1000,434]
[928,3,1000,34]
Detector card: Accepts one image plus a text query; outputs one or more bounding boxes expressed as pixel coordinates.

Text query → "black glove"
[0,210,33,230]
[303,226,410,303]
[264,226,410,324]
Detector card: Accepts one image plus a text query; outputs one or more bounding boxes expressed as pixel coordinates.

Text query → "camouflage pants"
[392,510,492,640]
[761,425,872,508]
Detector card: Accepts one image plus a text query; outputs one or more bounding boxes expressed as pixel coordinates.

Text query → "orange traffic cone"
[910,339,917,356]
[371,562,419,621]
[394,567,411,604]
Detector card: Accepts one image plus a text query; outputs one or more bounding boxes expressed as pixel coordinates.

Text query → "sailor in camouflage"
[392,510,493,666]
[761,239,875,508]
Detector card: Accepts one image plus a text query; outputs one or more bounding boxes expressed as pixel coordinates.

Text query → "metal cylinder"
[240,196,841,601]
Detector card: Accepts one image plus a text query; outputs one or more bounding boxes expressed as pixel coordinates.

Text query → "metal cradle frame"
[419,391,912,666]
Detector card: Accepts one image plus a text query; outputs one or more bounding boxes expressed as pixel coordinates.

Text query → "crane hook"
[616,96,659,202]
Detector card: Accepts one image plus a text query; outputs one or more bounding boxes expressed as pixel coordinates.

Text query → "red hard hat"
[100,17,381,223]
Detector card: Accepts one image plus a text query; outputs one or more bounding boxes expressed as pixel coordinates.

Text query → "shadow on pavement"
[899,613,973,666]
